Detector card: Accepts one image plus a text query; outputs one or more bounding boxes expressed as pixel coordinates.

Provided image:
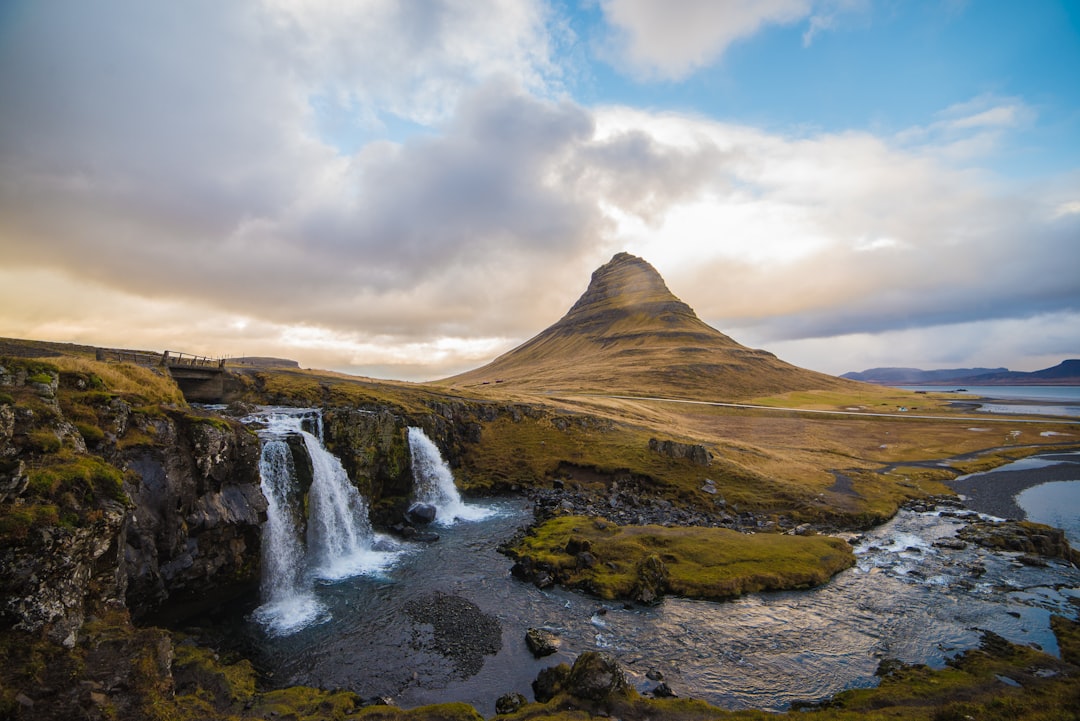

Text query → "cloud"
[588,107,1080,353]
[0,2,1076,380]
[598,0,812,80]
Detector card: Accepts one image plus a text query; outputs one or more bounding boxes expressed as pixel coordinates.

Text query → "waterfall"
[252,424,325,637]
[407,426,493,524]
[250,410,397,636]
[302,429,382,580]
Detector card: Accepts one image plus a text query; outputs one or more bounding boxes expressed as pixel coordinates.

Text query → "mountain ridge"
[443,252,855,400]
[843,359,1080,386]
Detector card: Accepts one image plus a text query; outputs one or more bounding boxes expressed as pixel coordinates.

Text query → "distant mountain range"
[842,359,1080,386]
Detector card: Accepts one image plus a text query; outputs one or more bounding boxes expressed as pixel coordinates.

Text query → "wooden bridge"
[95,348,227,402]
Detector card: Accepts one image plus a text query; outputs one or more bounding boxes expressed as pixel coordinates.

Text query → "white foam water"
[250,409,400,635]
[407,426,495,525]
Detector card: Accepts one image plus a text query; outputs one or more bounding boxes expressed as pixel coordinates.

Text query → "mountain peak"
[559,253,697,328]
[443,252,852,400]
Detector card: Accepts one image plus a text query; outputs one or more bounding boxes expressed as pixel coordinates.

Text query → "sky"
[1,0,1078,381]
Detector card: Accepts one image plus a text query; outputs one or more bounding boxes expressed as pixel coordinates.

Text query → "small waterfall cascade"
[301,428,379,579]
[250,409,397,636]
[407,426,493,524]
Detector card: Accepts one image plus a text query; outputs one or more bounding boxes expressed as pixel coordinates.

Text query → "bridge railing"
[163,351,226,369]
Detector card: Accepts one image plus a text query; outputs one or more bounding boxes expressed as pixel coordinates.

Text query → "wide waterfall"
[407,426,493,524]
[251,410,398,636]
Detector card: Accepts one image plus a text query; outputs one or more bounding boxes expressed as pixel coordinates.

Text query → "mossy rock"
[510,515,855,601]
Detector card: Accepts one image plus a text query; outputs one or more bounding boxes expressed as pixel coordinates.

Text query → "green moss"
[0,391,13,405]
[352,702,485,720]
[27,372,54,385]
[172,640,257,707]
[0,503,60,541]
[253,686,361,720]
[511,515,855,601]
[27,428,62,453]
[76,421,106,444]
[26,455,127,504]
[186,414,233,432]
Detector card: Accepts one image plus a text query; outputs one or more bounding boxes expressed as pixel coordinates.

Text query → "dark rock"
[651,682,676,698]
[403,592,501,676]
[632,554,668,605]
[645,669,664,681]
[532,663,570,703]
[495,691,527,714]
[575,551,597,569]
[565,536,592,554]
[933,538,969,551]
[648,437,711,466]
[564,651,631,702]
[959,520,1080,565]
[525,627,560,657]
[406,502,437,525]
[413,531,440,543]
[121,411,266,623]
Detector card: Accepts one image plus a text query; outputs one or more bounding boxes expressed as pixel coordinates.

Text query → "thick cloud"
[0,1,1076,379]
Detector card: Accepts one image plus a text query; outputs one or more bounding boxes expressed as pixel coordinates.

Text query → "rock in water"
[532,663,570,703]
[525,627,560,657]
[495,692,527,714]
[565,651,631,702]
[405,502,437,525]
[633,554,668,605]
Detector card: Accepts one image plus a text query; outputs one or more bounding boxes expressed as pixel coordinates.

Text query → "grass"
[45,356,186,405]
[510,515,855,601]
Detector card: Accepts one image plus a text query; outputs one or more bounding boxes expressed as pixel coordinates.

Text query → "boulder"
[525,627,560,658]
[495,692,527,715]
[564,651,631,702]
[406,502,437,525]
[648,438,711,466]
[632,554,668,605]
[532,663,570,703]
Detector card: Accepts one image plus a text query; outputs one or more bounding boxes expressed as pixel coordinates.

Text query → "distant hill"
[227,356,300,369]
[841,367,1007,384]
[844,359,1080,386]
[442,252,856,400]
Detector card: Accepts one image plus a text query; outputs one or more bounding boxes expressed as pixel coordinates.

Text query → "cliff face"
[122,413,264,623]
[0,358,266,643]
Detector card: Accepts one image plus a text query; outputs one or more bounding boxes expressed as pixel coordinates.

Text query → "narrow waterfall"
[407,426,493,524]
[250,410,397,636]
[253,420,326,637]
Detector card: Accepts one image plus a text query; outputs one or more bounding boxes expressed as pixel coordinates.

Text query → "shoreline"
[945,454,1080,521]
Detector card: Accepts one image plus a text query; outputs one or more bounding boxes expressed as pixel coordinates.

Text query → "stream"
[205,408,1080,716]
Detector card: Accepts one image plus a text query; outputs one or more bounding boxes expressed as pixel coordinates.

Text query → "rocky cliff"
[0,357,266,644]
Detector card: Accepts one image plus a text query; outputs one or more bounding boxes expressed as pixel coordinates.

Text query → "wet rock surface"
[525,627,560,657]
[527,478,793,532]
[958,519,1080,565]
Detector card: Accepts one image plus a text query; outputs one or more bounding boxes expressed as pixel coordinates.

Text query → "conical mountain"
[445,252,854,400]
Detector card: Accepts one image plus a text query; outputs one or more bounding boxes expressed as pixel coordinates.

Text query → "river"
[204,407,1080,716]
[210,499,1079,715]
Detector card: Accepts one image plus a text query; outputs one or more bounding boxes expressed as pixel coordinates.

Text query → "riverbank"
[947,452,1080,521]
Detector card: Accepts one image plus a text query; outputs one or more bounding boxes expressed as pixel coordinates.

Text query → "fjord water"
[233,412,1080,712]
[899,385,1080,417]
